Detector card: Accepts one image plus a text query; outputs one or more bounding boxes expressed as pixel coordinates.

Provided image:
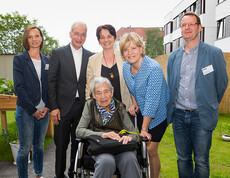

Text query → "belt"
[75,97,80,101]
[183,109,198,113]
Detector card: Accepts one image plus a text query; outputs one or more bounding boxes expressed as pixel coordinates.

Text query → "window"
[217,18,226,39]
[173,16,178,31]
[196,0,205,15]
[164,22,173,36]
[218,0,225,4]
[217,16,230,39]
[164,42,173,54]
[186,6,191,12]
[173,38,180,51]
[191,2,196,12]
[199,27,205,42]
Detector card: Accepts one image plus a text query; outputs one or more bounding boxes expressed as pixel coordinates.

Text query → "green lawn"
[0,111,53,161]
[159,113,230,178]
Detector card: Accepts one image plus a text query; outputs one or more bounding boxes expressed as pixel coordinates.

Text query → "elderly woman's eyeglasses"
[95,89,111,96]
[180,22,198,28]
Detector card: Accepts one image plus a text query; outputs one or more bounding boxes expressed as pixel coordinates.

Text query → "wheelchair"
[73,114,150,178]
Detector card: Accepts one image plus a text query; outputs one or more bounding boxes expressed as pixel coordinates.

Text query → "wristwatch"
[142,128,148,132]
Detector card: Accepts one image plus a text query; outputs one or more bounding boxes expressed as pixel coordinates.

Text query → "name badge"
[45,64,49,70]
[202,65,214,75]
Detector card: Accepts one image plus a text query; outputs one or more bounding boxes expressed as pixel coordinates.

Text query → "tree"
[145,28,164,59]
[0,11,59,56]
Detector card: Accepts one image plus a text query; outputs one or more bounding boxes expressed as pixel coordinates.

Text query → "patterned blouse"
[123,56,169,129]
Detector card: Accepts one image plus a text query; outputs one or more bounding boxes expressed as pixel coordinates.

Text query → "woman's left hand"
[119,136,133,144]
[140,130,152,141]
[37,107,49,120]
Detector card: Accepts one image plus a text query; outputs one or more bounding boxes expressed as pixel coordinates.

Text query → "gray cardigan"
[76,98,139,142]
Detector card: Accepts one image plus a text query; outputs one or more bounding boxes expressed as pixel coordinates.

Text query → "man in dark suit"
[167,12,228,177]
[48,22,93,178]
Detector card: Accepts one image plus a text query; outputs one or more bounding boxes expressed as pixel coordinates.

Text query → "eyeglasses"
[180,22,198,28]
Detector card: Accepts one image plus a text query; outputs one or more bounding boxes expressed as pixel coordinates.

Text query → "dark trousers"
[54,98,84,178]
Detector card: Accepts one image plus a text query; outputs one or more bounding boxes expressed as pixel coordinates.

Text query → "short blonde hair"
[119,32,145,60]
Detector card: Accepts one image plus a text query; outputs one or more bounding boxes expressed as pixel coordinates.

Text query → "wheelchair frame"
[73,114,151,178]
[73,138,150,178]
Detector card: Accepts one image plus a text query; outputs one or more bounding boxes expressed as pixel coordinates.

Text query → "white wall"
[214,0,230,52]
[215,0,230,21]
[215,37,230,52]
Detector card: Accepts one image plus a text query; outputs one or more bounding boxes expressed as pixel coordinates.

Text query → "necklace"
[103,53,115,79]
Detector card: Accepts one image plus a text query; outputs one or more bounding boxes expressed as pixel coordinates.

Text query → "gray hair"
[90,77,113,94]
[71,21,88,33]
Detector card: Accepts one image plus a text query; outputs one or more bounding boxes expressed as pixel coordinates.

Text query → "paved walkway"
[0,141,70,178]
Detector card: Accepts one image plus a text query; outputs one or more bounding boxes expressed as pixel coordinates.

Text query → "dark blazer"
[13,50,50,116]
[48,44,93,117]
[167,41,228,131]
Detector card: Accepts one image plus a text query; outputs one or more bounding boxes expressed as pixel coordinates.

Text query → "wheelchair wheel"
[74,142,84,178]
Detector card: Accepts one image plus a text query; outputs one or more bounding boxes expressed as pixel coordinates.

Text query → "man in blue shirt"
[167,12,228,178]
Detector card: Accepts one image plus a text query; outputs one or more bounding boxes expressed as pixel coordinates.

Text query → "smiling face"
[28,28,43,49]
[69,23,87,50]
[181,15,202,43]
[99,29,115,50]
[123,41,143,65]
[93,82,114,109]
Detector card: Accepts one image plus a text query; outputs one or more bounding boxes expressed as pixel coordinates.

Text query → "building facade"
[163,0,230,54]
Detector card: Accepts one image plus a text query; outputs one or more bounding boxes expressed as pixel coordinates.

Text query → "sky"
[1,0,182,53]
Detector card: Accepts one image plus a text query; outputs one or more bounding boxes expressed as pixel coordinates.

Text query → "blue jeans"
[172,109,212,178]
[15,106,49,178]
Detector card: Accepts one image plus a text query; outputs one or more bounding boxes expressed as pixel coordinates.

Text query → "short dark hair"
[96,24,116,41]
[22,25,44,50]
[180,12,201,25]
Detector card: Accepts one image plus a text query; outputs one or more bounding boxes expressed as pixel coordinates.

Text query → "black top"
[101,64,122,102]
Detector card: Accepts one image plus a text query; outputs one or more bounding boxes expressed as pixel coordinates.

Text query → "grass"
[159,113,230,178]
[0,111,53,161]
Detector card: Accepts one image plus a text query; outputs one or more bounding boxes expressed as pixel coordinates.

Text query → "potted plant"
[221,122,230,141]
[0,78,15,96]
[222,133,230,141]
[0,78,17,134]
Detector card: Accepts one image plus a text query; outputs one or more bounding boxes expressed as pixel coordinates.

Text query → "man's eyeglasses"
[180,22,198,28]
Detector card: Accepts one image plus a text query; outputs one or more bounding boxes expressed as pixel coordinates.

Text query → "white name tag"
[45,64,49,70]
[202,65,214,75]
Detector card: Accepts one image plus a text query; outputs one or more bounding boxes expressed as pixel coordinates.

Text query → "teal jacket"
[167,41,228,131]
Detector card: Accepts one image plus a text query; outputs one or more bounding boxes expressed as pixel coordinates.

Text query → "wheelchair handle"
[141,137,149,142]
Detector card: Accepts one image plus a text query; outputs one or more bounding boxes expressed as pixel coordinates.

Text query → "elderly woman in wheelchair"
[76,77,141,178]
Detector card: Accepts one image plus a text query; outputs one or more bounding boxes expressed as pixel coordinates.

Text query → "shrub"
[0,78,15,95]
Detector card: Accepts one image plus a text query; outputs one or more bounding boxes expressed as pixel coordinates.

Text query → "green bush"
[0,78,15,95]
